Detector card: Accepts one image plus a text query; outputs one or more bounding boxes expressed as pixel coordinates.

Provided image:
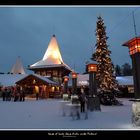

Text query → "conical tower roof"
[43,34,63,63]
[11,56,26,74]
[30,35,72,71]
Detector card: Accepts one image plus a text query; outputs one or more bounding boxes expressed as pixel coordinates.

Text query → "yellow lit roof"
[30,35,72,71]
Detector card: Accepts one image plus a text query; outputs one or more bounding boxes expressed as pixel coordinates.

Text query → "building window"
[53,70,58,76]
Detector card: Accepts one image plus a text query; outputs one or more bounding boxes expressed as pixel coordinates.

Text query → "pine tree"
[91,16,118,95]
[115,65,122,76]
[121,63,132,76]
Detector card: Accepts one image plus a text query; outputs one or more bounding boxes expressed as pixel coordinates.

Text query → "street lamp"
[87,61,97,97]
[88,63,97,73]
[71,71,78,95]
[63,76,69,93]
[123,37,140,99]
[123,37,140,127]
[87,61,101,111]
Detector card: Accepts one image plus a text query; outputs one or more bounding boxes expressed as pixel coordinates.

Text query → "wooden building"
[28,35,72,84]
[16,74,60,98]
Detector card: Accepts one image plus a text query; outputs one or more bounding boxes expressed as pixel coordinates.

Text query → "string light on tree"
[91,15,119,105]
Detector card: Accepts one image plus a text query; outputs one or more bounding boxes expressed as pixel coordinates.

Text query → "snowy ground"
[0,97,139,130]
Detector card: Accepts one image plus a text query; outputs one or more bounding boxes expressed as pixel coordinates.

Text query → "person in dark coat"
[5,88,9,101]
[79,89,87,113]
[14,86,20,102]
[2,88,6,101]
[22,89,25,101]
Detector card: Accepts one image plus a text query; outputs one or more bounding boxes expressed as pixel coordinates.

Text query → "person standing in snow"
[79,88,87,113]
[2,87,6,101]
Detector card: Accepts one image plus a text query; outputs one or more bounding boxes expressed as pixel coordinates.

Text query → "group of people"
[1,85,25,102]
[1,87,12,101]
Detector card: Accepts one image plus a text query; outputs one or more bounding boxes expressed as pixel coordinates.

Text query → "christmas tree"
[91,16,121,105]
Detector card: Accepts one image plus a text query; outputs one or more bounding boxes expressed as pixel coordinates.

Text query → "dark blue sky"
[0,6,140,74]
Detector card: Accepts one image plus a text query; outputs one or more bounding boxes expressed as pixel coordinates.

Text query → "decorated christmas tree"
[91,16,121,105]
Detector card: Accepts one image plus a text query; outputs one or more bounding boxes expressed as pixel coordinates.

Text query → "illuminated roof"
[122,37,140,47]
[29,35,72,71]
[11,57,26,74]
[0,74,58,87]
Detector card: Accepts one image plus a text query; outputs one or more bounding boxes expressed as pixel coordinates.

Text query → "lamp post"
[87,61,101,111]
[88,62,97,97]
[63,76,69,93]
[123,37,140,127]
[123,37,140,99]
[71,71,78,95]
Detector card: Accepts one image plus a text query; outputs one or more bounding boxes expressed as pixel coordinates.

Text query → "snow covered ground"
[0,97,139,130]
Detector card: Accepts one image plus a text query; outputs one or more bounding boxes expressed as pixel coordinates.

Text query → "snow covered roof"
[116,76,133,86]
[29,35,72,71]
[0,74,28,87]
[16,74,59,86]
[0,73,133,87]
[33,74,58,85]
[29,63,72,71]
[11,56,26,74]
[68,74,134,87]
[0,73,59,87]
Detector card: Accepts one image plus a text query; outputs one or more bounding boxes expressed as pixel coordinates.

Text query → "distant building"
[11,56,26,74]
[28,34,72,84]
[68,74,134,97]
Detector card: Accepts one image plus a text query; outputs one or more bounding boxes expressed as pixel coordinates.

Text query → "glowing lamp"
[123,37,140,99]
[33,79,36,84]
[88,61,97,73]
[71,72,77,79]
[63,76,69,82]
[123,37,140,55]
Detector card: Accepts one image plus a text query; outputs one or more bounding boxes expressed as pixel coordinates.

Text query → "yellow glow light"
[52,51,58,59]
[33,79,36,84]
[88,63,97,72]
[52,86,55,92]
[35,86,39,93]
[71,72,77,78]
